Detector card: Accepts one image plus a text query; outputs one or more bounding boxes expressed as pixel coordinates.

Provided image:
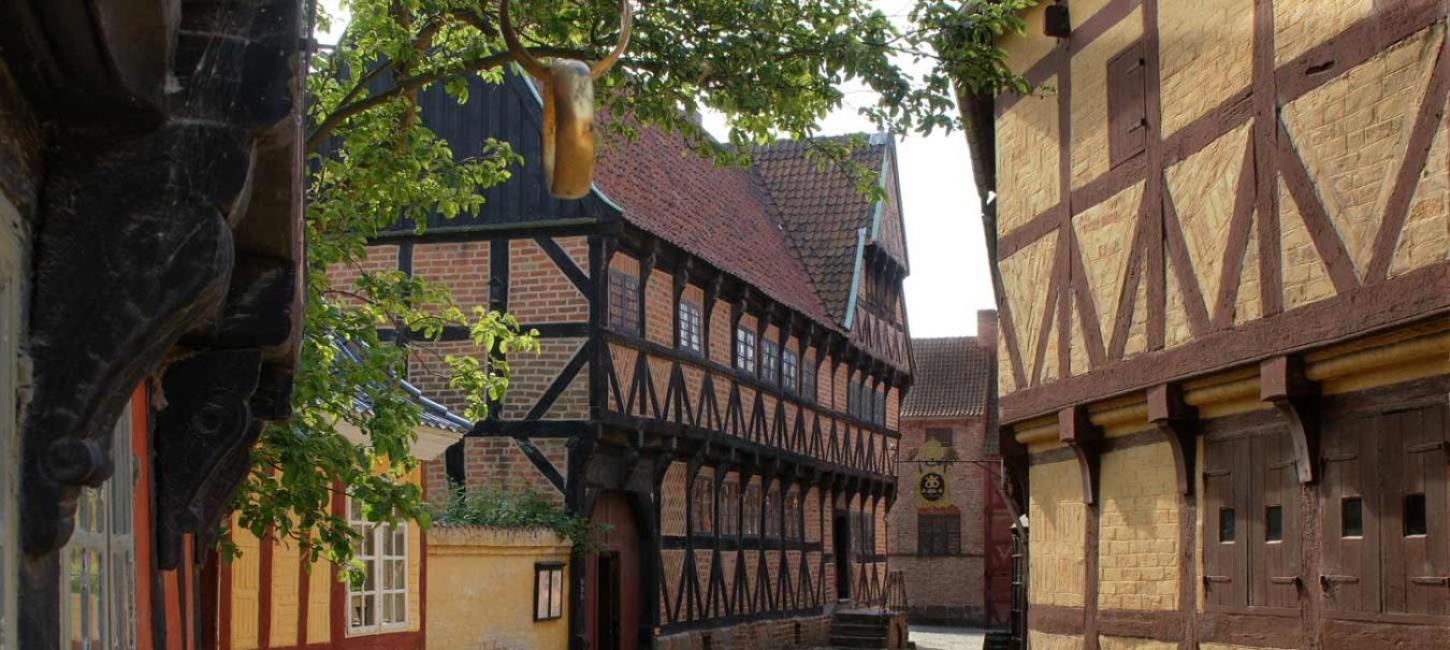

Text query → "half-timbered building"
[0,1,310,649]
[333,69,915,650]
[960,1,1449,649]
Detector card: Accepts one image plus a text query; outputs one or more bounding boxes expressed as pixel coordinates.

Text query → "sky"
[316,0,995,337]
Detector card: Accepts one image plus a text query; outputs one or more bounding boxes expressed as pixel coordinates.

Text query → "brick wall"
[1029,458,1087,607]
[1096,441,1179,611]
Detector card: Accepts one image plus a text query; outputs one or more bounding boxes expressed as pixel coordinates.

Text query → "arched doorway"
[584,492,641,650]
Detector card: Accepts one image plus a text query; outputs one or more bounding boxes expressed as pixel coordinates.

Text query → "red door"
[585,493,641,650]
[984,468,1014,628]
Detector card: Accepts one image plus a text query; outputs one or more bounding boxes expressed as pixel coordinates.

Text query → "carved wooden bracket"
[153,350,264,569]
[1261,355,1319,483]
[1059,406,1102,505]
[1148,384,1198,495]
[998,425,1029,522]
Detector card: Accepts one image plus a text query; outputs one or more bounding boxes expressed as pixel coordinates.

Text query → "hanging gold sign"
[914,438,956,510]
[501,0,633,199]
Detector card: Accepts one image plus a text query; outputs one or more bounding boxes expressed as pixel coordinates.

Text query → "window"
[1218,508,1236,542]
[607,270,640,335]
[852,511,876,557]
[719,482,738,536]
[1106,40,1148,166]
[760,340,781,386]
[784,491,801,541]
[677,301,703,355]
[692,477,713,534]
[847,380,860,419]
[875,388,886,426]
[742,485,761,536]
[534,562,565,621]
[735,328,757,375]
[800,355,816,403]
[763,488,779,538]
[1404,493,1427,537]
[1340,497,1363,537]
[347,498,408,634]
[60,405,137,650]
[1265,506,1283,542]
[782,349,799,395]
[918,512,961,556]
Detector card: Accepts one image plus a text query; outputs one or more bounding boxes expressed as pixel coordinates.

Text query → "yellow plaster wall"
[1028,460,1087,607]
[1391,74,1449,278]
[1273,0,1373,66]
[1070,8,1144,189]
[999,335,1017,395]
[1157,0,1253,137]
[1282,25,1443,279]
[269,538,301,648]
[1073,181,1145,344]
[1166,122,1253,315]
[1100,637,1176,650]
[424,527,571,650]
[306,562,331,644]
[1233,216,1262,326]
[232,520,263,650]
[1097,443,1180,612]
[1029,631,1086,650]
[1001,3,1056,76]
[1278,179,1336,310]
[997,76,1061,236]
[1001,234,1059,394]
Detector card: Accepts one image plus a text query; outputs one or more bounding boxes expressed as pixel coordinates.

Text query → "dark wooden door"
[586,493,640,650]
[985,472,1015,627]
[834,512,850,600]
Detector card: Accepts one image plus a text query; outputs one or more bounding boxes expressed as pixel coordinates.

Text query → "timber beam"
[1147,383,1198,495]
[1059,405,1102,505]
[1261,355,1320,483]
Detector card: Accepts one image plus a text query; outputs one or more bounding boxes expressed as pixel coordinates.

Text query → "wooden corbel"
[1059,405,1101,505]
[998,425,1029,523]
[1148,384,1198,495]
[1261,355,1319,483]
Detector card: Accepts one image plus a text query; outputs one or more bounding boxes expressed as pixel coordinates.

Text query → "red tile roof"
[592,124,894,331]
[901,337,991,418]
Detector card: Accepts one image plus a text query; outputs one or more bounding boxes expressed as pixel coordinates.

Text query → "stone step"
[831,622,887,636]
[828,632,889,648]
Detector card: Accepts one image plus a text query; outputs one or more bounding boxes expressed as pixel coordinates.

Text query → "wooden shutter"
[1320,414,1381,613]
[1203,437,1248,607]
[1251,431,1301,608]
[1380,403,1449,616]
[1107,40,1148,167]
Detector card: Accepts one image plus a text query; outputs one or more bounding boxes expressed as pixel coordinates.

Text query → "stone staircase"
[983,629,1014,650]
[827,610,893,648]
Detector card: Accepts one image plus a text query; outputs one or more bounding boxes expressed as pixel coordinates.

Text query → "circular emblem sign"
[919,472,945,501]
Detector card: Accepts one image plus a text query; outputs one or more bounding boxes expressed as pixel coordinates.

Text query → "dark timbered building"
[336,70,915,650]
[0,2,310,649]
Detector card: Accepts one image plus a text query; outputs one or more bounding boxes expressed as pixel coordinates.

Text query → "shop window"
[677,301,703,355]
[734,328,757,375]
[60,406,137,650]
[607,270,640,335]
[919,512,961,556]
[347,498,408,635]
[761,340,780,386]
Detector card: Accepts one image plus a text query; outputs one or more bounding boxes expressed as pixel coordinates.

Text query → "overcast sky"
[317,0,995,337]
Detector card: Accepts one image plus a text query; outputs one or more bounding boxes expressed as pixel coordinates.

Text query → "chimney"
[976,309,998,352]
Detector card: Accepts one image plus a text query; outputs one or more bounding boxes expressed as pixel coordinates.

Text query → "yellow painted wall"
[996,76,1061,236]
[232,516,263,650]
[1029,631,1086,650]
[1273,0,1372,66]
[1100,637,1176,650]
[1157,0,1253,137]
[1028,460,1087,607]
[1070,8,1143,189]
[1097,442,1179,611]
[426,527,571,650]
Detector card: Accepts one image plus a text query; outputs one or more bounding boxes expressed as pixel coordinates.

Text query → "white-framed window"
[782,349,799,395]
[677,301,703,355]
[761,340,780,386]
[347,498,408,635]
[0,202,21,650]
[734,328,757,375]
[59,404,137,650]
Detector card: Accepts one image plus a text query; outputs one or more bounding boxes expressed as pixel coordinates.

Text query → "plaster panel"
[1158,0,1253,137]
[1071,7,1144,189]
[998,75,1062,236]
[1028,460,1087,607]
[1391,100,1449,278]
[1273,0,1373,66]
[1166,122,1252,311]
[1001,233,1059,389]
[1073,181,1146,343]
[1278,179,1336,310]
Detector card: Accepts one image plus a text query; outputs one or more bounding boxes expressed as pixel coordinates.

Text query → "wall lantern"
[1044,2,1071,38]
[534,561,566,621]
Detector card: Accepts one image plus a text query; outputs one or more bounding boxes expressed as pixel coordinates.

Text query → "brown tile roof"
[751,137,888,322]
[901,337,991,418]
[592,123,895,331]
